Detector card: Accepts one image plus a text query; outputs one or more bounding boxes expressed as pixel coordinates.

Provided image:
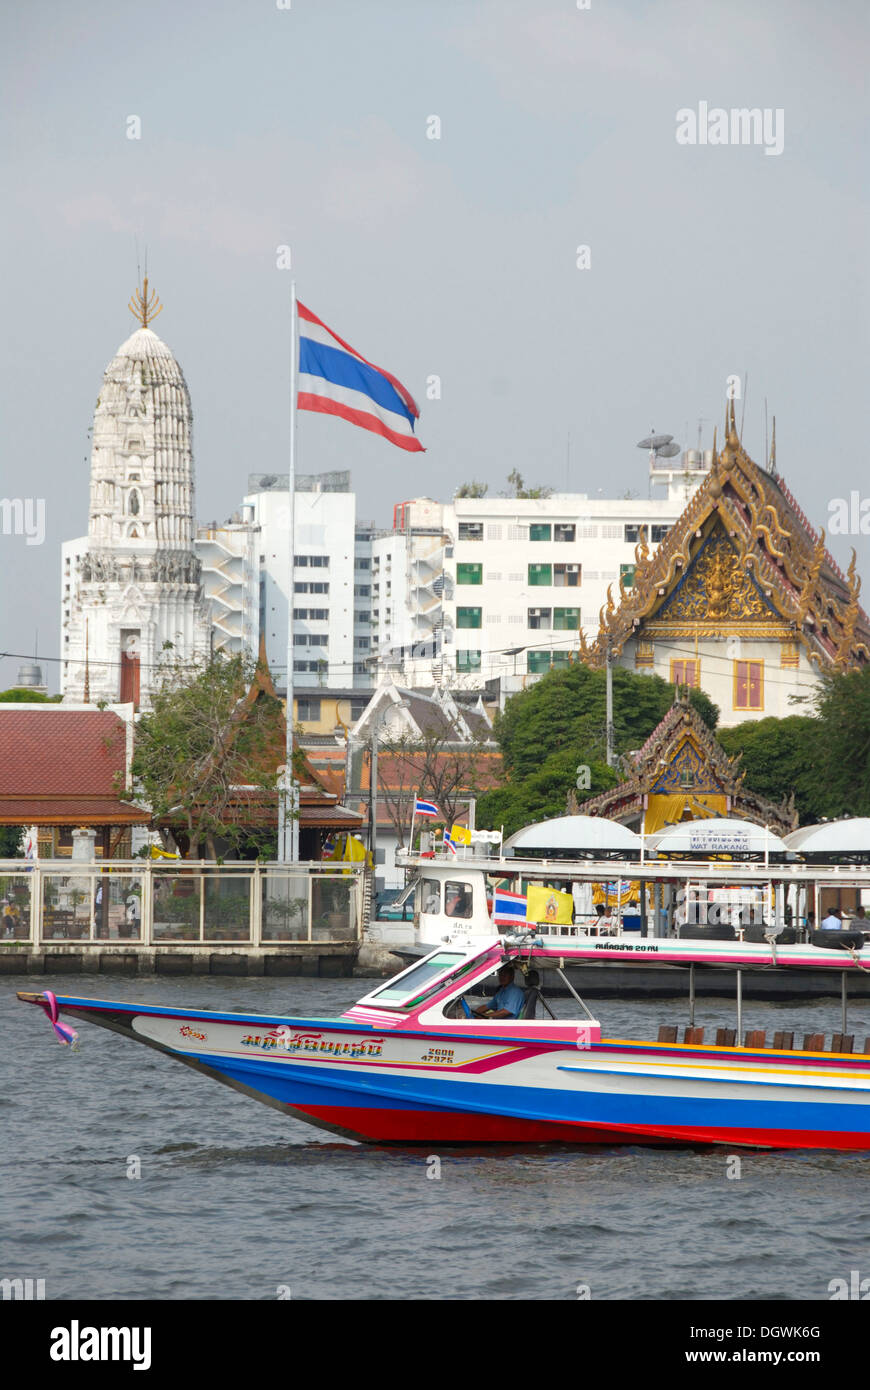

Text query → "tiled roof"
[0,797,149,825]
[0,709,130,798]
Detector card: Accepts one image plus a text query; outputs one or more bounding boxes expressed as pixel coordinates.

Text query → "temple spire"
[769,416,777,475]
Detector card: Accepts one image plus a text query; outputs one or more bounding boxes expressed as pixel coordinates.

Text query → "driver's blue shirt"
[488,983,525,1017]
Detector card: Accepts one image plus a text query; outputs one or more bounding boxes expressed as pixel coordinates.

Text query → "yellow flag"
[449,823,472,847]
[526,884,573,925]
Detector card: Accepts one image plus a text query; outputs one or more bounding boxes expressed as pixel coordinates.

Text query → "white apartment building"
[244,470,376,693]
[374,452,712,693]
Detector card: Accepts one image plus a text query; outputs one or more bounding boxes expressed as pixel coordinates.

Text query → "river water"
[2,972,869,1301]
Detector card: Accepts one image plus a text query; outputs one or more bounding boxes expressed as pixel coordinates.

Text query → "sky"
[1,0,868,692]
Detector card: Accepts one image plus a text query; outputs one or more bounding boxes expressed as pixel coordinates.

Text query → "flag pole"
[279,279,300,862]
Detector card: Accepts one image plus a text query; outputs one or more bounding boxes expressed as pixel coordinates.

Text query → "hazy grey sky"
[2,0,868,691]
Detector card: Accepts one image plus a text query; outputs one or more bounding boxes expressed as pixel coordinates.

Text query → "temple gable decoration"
[578,400,870,671]
[576,699,797,836]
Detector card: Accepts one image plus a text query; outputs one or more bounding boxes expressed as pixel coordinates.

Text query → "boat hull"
[20,994,870,1151]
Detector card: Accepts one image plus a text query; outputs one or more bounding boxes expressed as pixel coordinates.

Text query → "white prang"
[62,324,213,706]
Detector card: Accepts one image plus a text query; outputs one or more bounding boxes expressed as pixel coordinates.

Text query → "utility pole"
[605,638,615,767]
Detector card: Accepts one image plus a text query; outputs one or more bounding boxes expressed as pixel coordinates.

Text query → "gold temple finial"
[726,395,739,446]
[128,275,163,328]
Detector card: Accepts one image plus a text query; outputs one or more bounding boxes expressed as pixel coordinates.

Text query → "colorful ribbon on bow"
[40,990,79,1048]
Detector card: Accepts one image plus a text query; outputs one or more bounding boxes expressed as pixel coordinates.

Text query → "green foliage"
[716,716,824,823]
[478,664,717,836]
[0,689,61,702]
[477,749,618,839]
[130,653,285,858]
[495,664,718,781]
[0,826,24,857]
[503,469,552,500]
[810,667,870,817]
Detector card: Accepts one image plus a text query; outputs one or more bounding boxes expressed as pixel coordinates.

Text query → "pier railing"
[0,860,365,948]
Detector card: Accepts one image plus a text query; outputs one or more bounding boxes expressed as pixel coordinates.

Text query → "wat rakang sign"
[62,283,212,708]
[578,402,870,726]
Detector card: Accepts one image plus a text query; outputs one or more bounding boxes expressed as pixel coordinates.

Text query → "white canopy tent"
[784,819,870,860]
[646,817,789,860]
[503,815,642,860]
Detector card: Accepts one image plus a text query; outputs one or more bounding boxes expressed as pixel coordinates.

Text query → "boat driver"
[473,964,525,1019]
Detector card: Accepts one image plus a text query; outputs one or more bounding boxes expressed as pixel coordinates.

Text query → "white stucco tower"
[62,283,212,707]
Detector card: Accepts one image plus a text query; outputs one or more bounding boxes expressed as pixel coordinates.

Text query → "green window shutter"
[527,651,551,673]
[553,607,580,630]
[456,562,482,585]
[528,563,552,586]
[529,523,551,542]
[457,606,482,629]
[550,650,571,669]
[620,563,636,589]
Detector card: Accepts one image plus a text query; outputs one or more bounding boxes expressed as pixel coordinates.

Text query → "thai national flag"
[414,798,440,819]
[297,302,424,452]
[493,888,528,927]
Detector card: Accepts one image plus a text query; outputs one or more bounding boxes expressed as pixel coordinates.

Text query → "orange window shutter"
[749,662,762,708]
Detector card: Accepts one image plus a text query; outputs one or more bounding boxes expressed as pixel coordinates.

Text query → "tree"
[376,728,495,848]
[455,481,488,498]
[476,664,718,836]
[130,653,287,859]
[716,716,824,824]
[0,689,62,702]
[477,748,618,840]
[502,469,552,500]
[810,666,870,817]
[0,826,24,857]
[495,663,718,782]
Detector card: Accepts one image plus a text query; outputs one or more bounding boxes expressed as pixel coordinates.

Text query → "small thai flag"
[414,798,440,819]
[493,888,528,927]
[443,828,457,855]
[297,302,424,452]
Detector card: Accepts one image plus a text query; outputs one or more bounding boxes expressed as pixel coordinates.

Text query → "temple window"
[671,658,699,687]
[635,640,654,668]
[128,489,141,516]
[734,660,764,710]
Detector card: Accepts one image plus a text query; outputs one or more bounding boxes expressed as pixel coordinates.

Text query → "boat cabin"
[345,937,601,1046]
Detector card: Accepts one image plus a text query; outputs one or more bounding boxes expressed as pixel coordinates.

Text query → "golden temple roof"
[579,399,870,672]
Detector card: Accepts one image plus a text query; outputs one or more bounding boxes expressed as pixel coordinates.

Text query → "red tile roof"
[0,709,147,824]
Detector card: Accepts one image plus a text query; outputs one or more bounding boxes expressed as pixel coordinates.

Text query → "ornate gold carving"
[655,530,772,625]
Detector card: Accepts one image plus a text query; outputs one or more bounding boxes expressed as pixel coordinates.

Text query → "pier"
[0,860,364,976]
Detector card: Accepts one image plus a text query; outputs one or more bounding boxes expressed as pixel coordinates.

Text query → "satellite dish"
[655,441,681,459]
[637,433,673,451]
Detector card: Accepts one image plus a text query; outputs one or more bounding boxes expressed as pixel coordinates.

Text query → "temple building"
[578,402,870,725]
[577,698,797,836]
[61,281,212,708]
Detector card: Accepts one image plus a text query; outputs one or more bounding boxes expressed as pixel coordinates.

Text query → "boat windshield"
[367,951,467,1006]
